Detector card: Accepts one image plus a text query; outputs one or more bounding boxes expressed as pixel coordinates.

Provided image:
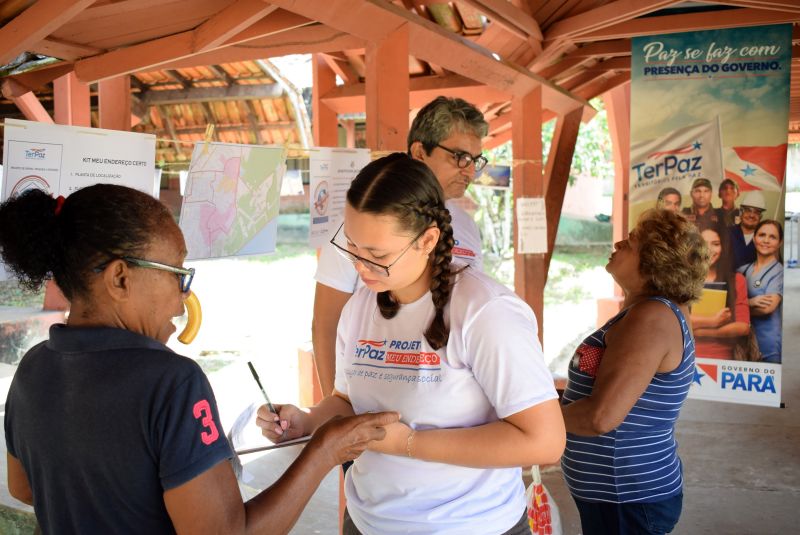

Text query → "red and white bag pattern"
[525,465,562,535]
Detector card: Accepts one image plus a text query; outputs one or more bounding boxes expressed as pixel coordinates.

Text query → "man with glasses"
[729,189,768,269]
[312,96,488,396]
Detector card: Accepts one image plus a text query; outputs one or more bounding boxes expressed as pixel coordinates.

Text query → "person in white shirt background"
[256,153,565,534]
[311,96,488,396]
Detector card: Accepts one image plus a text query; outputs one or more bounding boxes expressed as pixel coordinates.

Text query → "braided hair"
[0,184,174,300]
[346,153,460,349]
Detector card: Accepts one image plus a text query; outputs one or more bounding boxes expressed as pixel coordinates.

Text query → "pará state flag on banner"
[723,144,786,193]
[629,117,724,205]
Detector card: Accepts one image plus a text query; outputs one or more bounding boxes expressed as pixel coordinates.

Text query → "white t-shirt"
[315,200,483,293]
[335,269,557,534]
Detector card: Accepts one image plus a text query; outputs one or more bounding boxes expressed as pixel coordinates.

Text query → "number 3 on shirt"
[192,399,220,445]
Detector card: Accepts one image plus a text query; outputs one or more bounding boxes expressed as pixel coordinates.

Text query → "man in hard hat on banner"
[729,190,767,270]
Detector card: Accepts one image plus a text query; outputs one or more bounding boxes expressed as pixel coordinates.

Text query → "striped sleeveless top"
[561,297,694,503]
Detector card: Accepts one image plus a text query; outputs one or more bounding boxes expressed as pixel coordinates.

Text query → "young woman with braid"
[256,154,565,535]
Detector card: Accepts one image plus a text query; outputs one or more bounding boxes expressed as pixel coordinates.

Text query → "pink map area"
[199,155,241,247]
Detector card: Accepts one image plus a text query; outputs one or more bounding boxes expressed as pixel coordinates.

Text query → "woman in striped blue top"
[561,209,708,535]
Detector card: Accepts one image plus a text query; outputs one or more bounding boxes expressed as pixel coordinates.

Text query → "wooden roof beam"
[320,74,510,114]
[172,123,294,135]
[561,39,631,59]
[575,7,800,42]
[560,70,607,92]
[141,84,284,105]
[33,37,103,62]
[2,80,55,123]
[2,62,75,97]
[0,0,96,65]
[164,70,191,90]
[459,0,543,53]
[151,25,364,71]
[320,52,360,85]
[206,65,236,86]
[487,113,511,136]
[536,57,591,81]
[544,0,681,42]
[267,0,587,115]
[483,128,512,150]
[192,0,280,53]
[581,56,631,73]
[576,72,631,101]
[711,1,800,12]
[74,9,313,82]
[245,100,265,144]
[463,0,543,40]
[158,106,179,143]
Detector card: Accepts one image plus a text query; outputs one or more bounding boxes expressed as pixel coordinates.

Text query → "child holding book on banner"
[691,223,751,360]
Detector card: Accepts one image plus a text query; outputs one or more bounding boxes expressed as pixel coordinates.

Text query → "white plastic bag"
[525,465,563,535]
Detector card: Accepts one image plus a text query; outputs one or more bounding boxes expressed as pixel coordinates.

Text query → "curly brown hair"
[633,208,708,304]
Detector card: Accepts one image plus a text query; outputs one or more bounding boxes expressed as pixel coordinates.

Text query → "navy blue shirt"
[729,225,757,270]
[5,325,232,534]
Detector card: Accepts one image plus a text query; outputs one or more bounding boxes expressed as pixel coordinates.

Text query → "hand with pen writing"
[256,403,309,442]
[255,403,400,467]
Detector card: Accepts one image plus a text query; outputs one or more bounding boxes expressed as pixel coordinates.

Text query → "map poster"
[630,24,791,407]
[1,119,157,282]
[179,142,286,260]
[1,118,157,199]
[308,147,371,248]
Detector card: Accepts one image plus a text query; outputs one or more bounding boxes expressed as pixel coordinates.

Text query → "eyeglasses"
[741,206,765,215]
[329,223,426,277]
[436,144,488,172]
[94,257,195,293]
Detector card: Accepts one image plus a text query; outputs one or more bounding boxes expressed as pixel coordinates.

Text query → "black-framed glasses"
[329,223,426,277]
[436,144,488,172]
[93,257,195,293]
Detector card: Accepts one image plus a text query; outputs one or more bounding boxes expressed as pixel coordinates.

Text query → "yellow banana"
[178,291,202,344]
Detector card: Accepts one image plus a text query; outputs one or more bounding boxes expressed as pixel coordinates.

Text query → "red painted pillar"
[54,72,90,127]
[312,53,338,148]
[365,24,409,153]
[41,72,91,312]
[511,87,545,344]
[99,75,131,131]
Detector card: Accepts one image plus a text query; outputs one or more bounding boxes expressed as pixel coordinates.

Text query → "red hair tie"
[54,195,66,216]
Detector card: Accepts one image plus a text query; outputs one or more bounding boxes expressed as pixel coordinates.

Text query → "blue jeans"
[573,493,683,535]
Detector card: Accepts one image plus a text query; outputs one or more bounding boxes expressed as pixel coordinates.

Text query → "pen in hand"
[247,361,280,428]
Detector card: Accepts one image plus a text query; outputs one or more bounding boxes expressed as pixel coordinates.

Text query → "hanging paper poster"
[179,142,286,260]
[308,147,371,248]
[630,24,791,407]
[1,119,157,281]
[516,197,548,254]
[2,119,158,198]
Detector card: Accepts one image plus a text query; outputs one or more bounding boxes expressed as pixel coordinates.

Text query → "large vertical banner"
[630,25,791,407]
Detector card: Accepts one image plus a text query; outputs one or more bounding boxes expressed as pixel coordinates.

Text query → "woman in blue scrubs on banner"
[739,219,784,364]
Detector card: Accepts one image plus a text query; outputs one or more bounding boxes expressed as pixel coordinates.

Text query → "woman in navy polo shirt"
[0,184,396,535]
[561,209,707,535]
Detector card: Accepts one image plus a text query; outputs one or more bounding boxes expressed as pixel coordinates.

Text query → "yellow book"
[694,288,727,317]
